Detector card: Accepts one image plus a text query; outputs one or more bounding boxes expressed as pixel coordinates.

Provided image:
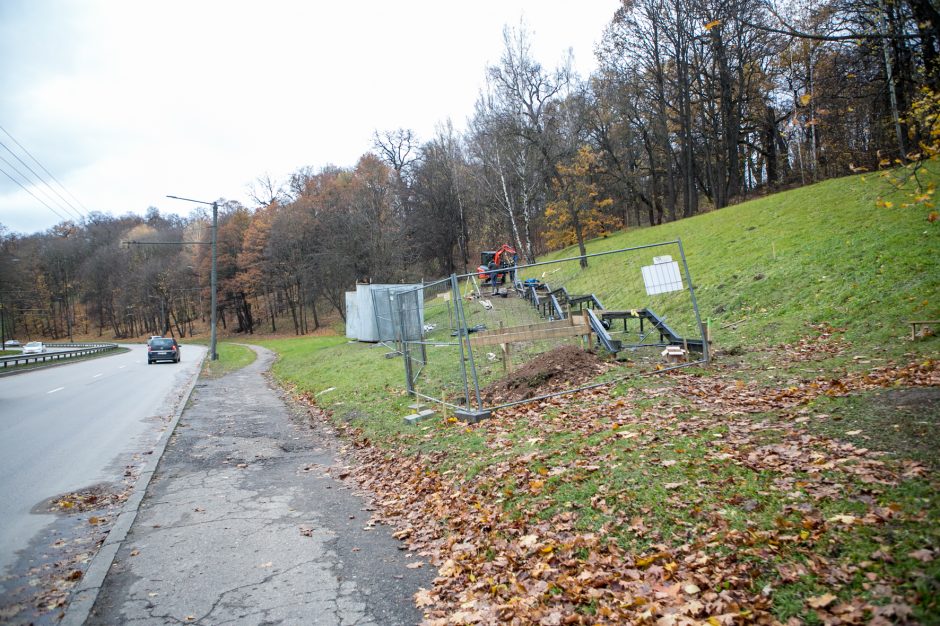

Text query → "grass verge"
[199,341,258,379]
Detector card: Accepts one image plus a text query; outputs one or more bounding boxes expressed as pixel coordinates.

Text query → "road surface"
[0,342,206,575]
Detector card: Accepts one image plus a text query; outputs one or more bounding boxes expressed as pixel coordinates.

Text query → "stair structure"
[512,277,703,355]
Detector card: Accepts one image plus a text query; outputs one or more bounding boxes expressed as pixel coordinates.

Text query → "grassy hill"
[544,169,938,362]
[257,169,939,624]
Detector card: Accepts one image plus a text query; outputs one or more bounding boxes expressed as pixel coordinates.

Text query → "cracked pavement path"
[87,345,430,625]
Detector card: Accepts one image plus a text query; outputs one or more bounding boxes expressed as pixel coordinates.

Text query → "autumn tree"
[544,146,619,256]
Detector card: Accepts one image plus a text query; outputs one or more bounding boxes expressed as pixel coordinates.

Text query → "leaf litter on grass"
[295,349,938,625]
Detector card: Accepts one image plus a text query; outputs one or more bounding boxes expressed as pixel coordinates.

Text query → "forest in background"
[1,0,938,342]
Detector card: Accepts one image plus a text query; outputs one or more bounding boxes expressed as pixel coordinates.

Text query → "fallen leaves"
[415,588,436,607]
[293,354,939,625]
[908,548,935,562]
[807,593,838,609]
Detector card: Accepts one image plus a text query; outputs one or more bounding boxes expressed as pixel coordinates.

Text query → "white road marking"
[93,374,102,378]
[48,387,64,394]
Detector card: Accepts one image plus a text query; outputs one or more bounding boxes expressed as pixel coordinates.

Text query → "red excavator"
[477,244,517,292]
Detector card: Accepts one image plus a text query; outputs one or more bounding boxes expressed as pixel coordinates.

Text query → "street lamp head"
[166,194,217,206]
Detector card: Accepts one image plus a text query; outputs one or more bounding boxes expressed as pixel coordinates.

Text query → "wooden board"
[468,317,589,348]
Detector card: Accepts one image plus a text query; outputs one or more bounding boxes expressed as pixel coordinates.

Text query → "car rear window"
[151,339,175,348]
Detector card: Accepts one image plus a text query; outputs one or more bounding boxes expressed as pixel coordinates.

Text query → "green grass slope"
[546,170,939,361]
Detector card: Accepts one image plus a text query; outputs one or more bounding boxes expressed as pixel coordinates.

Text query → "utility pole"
[210,200,218,361]
[166,195,219,361]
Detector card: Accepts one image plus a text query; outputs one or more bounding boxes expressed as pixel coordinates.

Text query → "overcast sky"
[0,0,620,236]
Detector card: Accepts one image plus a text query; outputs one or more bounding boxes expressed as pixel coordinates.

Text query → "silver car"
[22,341,46,354]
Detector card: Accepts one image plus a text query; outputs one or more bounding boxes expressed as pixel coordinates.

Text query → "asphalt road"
[0,342,206,576]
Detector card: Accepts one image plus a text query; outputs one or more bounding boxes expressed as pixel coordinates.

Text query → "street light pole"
[167,195,219,361]
[209,200,218,361]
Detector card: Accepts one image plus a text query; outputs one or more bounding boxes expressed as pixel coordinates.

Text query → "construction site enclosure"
[387,240,708,416]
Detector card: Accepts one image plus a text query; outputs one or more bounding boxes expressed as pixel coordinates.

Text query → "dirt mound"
[480,344,611,406]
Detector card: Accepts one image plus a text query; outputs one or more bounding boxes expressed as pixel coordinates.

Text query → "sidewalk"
[80,345,430,625]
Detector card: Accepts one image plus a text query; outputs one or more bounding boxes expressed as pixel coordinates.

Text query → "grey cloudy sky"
[0,0,620,235]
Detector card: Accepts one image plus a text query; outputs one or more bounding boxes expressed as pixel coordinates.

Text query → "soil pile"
[480,344,611,405]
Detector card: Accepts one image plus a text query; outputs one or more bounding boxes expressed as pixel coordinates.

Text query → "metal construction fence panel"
[395,240,707,413]
[397,277,475,410]
[370,284,426,345]
[371,287,400,344]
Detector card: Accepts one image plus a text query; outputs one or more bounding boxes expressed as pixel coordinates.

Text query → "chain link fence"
[392,240,707,416]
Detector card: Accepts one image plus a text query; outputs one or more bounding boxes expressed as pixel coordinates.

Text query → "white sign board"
[641,259,684,295]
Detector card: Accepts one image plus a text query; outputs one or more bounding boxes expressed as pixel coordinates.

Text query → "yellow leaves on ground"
[414,588,436,607]
[807,593,838,609]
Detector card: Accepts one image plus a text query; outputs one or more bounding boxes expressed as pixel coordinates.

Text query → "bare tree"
[247,173,287,208]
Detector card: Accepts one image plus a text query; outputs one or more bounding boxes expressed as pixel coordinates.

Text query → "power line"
[0,163,71,222]
[0,149,84,222]
[0,139,84,221]
[0,124,89,220]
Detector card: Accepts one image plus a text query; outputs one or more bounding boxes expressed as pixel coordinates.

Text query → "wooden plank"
[599,309,644,318]
[475,317,584,337]
[471,316,586,340]
[470,323,591,347]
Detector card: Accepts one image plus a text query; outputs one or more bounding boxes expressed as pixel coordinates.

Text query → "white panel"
[357,283,379,342]
[345,292,359,339]
[641,261,684,295]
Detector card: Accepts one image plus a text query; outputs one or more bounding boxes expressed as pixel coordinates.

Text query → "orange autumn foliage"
[544,146,619,250]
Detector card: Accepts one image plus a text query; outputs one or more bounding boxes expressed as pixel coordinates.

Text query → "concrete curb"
[61,354,206,626]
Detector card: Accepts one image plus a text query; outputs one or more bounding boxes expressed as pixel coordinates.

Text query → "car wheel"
[148,360,153,364]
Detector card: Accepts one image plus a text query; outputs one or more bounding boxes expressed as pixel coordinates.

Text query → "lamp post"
[167,195,219,361]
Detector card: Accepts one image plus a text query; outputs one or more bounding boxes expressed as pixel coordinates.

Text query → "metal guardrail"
[0,343,119,369]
